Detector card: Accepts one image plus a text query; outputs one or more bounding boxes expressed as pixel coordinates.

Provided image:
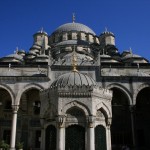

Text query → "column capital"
[88,115,96,128]
[56,115,65,128]
[11,105,19,113]
[129,105,136,113]
[106,125,111,130]
[107,118,112,126]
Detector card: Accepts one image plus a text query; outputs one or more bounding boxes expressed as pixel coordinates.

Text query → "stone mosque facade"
[0,18,150,150]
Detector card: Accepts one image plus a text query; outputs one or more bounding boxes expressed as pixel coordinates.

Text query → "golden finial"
[72,46,78,72]
[72,13,75,23]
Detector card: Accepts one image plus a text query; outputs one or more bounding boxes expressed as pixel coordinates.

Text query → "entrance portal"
[65,125,85,150]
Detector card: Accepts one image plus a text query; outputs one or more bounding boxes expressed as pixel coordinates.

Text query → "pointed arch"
[16,83,44,104]
[107,83,132,105]
[96,102,111,118]
[134,83,150,104]
[63,101,90,116]
[0,84,15,104]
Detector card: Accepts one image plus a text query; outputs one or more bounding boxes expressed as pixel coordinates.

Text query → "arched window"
[45,125,56,150]
[33,101,41,115]
[68,34,72,40]
[95,125,107,150]
[59,35,63,41]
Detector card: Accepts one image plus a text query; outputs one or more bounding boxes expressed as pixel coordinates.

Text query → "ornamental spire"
[130,47,132,54]
[72,13,75,23]
[14,47,18,54]
[105,27,108,32]
[40,27,44,33]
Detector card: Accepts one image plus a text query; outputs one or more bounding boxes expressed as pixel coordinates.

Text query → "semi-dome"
[52,22,96,35]
[51,71,96,88]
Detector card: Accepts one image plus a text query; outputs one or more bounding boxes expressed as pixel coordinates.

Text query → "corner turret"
[99,28,115,46]
[33,28,49,54]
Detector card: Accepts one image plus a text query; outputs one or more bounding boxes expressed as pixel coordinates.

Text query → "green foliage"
[0,140,10,149]
[16,142,24,149]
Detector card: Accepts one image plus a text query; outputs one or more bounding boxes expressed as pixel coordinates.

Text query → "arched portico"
[107,83,132,105]
[135,86,150,150]
[107,84,133,149]
[17,87,42,150]
[0,86,14,146]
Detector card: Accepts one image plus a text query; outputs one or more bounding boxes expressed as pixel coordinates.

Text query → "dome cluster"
[0,20,149,75]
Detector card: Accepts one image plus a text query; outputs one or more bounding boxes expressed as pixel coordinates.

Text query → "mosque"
[0,16,150,150]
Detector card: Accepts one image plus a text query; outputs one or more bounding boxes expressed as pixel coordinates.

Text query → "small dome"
[51,71,96,88]
[122,53,142,60]
[52,22,96,35]
[37,30,48,35]
[121,53,148,63]
[100,31,114,37]
[2,54,23,61]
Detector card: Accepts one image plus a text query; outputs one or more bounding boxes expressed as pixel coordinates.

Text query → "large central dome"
[52,22,96,35]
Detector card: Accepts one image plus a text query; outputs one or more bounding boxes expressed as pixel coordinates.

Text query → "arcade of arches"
[0,85,150,150]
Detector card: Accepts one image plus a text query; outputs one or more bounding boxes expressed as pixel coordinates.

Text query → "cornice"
[0,76,50,82]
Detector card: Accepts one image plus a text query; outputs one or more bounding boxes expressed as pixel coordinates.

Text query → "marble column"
[57,127,65,150]
[56,115,65,150]
[10,105,19,150]
[130,106,136,149]
[88,127,95,150]
[106,125,112,150]
[87,116,95,150]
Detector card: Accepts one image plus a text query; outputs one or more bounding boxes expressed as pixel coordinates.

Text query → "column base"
[9,147,16,150]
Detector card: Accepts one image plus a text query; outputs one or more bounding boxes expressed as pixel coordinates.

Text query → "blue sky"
[0,0,150,60]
